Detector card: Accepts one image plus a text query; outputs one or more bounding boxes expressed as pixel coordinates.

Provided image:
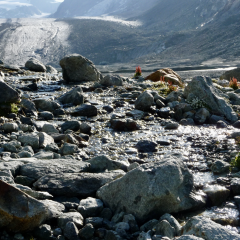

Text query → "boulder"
[33,99,60,112]
[100,75,123,86]
[97,155,204,223]
[60,54,101,82]
[181,216,240,240]
[183,76,238,123]
[20,159,90,180]
[69,104,98,117]
[61,120,81,132]
[145,68,182,86]
[135,91,154,111]
[46,65,58,74]
[58,87,84,106]
[18,133,39,149]
[20,99,37,117]
[0,180,48,232]
[0,82,20,103]
[38,132,55,148]
[25,58,46,72]
[34,171,125,197]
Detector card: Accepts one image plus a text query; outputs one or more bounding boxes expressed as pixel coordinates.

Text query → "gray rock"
[0,82,20,103]
[34,171,125,197]
[136,140,157,152]
[20,99,37,116]
[20,159,90,180]
[216,120,228,128]
[77,197,104,218]
[165,122,179,130]
[183,76,238,123]
[42,123,59,134]
[58,87,84,105]
[194,107,210,124]
[175,236,204,240]
[140,219,158,232]
[39,111,54,120]
[165,91,179,103]
[208,114,227,124]
[80,122,91,134]
[0,170,15,184]
[0,180,48,232]
[105,230,122,240]
[39,132,55,148]
[100,75,123,86]
[0,161,25,176]
[2,123,18,133]
[78,223,95,240]
[203,185,230,206]
[85,216,103,228]
[211,160,230,174]
[60,54,101,82]
[181,216,240,240]
[126,109,145,120]
[231,178,240,195]
[63,221,79,240]
[97,155,204,223]
[154,220,175,238]
[87,155,129,173]
[34,151,54,159]
[135,91,154,111]
[110,118,140,131]
[33,98,61,112]
[33,224,52,240]
[69,104,98,117]
[157,107,171,118]
[3,140,21,153]
[46,65,58,74]
[41,199,65,220]
[25,58,46,72]
[156,99,166,108]
[18,133,39,149]
[61,120,81,132]
[179,118,195,126]
[159,213,181,236]
[60,143,78,155]
[58,212,84,229]
[137,231,152,240]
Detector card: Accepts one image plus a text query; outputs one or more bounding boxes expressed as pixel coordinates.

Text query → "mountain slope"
[52,0,159,18]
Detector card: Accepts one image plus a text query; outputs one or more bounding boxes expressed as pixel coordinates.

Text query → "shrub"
[229,77,239,90]
[166,80,178,94]
[134,66,142,78]
[230,152,240,169]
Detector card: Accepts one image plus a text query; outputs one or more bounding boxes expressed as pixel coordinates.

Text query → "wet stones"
[60,54,101,82]
[136,140,158,152]
[157,107,171,118]
[69,104,98,117]
[110,118,140,131]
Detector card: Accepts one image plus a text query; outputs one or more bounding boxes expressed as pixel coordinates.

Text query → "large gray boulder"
[0,180,48,232]
[181,216,240,240]
[0,82,20,103]
[58,87,84,105]
[60,54,101,82]
[183,76,238,123]
[25,58,46,72]
[33,171,125,197]
[97,155,205,223]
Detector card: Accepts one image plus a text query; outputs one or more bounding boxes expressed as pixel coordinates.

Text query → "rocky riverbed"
[1,55,240,240]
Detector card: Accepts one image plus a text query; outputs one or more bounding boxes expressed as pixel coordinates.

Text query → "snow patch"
[75,15,142,27]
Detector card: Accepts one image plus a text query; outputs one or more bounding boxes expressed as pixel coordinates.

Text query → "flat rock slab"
[20,159,91,180]
[34,171,125,197]
[181,216,240,240]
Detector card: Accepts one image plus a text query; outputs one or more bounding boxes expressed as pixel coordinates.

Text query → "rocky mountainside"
[52,0,159,18]
[0,6,41,18]
[0,0,240,69]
